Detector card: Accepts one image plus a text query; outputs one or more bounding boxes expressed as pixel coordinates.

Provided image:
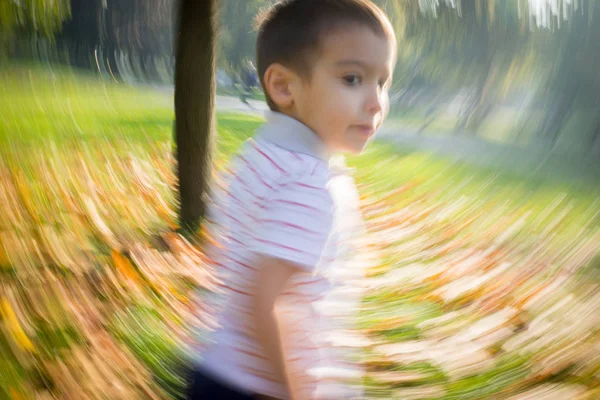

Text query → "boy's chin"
[342,140,371,155]
[346,147,366,156]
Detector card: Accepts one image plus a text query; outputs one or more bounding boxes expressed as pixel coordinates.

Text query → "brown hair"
[255,0,395,110]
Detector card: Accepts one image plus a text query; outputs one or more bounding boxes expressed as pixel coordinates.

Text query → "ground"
[1,64,599,399]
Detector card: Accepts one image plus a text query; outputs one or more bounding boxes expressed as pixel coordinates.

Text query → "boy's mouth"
[354,124,375,137]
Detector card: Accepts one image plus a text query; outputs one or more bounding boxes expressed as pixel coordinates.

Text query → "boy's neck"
[260,111,334,161]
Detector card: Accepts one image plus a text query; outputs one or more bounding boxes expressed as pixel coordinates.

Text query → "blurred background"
[1,0,599,399]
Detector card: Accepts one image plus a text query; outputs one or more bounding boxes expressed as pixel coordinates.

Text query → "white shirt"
[194,111,366,399]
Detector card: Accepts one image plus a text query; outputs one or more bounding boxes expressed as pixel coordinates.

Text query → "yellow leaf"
[0,232,11,268]
[1,297,35,352]
[13,171,40,224]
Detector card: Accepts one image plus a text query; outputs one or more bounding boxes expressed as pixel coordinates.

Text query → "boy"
[189,0,396,398]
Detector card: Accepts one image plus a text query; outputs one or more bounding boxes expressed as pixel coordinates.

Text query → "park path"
[216,95,269,115]
[213,95,600,184]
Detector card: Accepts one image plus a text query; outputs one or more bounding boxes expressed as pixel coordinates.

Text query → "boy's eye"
[343,74,361,86]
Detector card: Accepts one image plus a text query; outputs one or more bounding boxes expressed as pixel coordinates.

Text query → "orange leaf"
[111,250,140,283]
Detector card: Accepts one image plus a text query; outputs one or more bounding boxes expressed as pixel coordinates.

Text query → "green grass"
[0,64,265,155]
[2,64,598,279]
[2,63,599,399]
[5,62,597,254]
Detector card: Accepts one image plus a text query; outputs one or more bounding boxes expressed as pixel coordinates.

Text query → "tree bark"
[537,0,589,150]
[455,0,491,135]
[589,113,600,157]
[174,0,217,234]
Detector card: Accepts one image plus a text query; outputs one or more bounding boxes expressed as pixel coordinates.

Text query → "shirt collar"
[256,111,354,175]
[256,111,332,161]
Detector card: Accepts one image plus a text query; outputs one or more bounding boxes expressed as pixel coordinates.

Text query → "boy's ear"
[263,63,296,109]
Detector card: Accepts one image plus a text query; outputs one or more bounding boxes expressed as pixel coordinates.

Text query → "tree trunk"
[174,0,217,234]
[537,0,589,150]
[543,86,577,149]
[455,0,491,136]
[589,114,600,156]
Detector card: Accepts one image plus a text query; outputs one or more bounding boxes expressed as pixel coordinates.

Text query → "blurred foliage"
[381,0,600,150]
[0,64,259,399]
[211,0,600,152]
[0,0,70,41]
[1,64,599,399]
[216,0,272,77]
[1,0,600,398]
[4,0,600,154]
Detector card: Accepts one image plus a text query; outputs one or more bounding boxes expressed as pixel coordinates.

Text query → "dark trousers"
[186,368,256,400]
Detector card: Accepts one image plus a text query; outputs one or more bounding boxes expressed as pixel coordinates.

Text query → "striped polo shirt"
[195,111,366,399]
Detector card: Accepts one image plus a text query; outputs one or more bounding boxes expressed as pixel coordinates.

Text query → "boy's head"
[256,0,397,155]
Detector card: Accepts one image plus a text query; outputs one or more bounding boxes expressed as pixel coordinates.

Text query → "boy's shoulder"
[242,111,332,177]
[238,133,331,185]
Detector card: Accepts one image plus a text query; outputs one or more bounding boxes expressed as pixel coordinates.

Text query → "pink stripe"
[286,294,324,304]
[228,189,267,211]
[212,261,235,273]
[273,199,325,214]
[285,342,319,350]
[241,367,282,384]
[294,278,326,287]
[253,142,287,173]
[213,262,254,285]
[233,170,267,195]
[233,346,268,360]
[222,208,259,226]
[262,219,323,235]
[239,155,275,191]
[290,151,302,161]
[255,238,313,256]
[231,257,256,271]
[225,235,245,247]
[310,162,321,176]
[292,181,327,192]
[222,211,251,230]
[241,186,268,207]
[217,282,251,296]
[235,183,265,205]
[234,307,253,317]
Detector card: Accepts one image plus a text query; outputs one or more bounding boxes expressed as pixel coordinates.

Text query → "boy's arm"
[252,255,304,400]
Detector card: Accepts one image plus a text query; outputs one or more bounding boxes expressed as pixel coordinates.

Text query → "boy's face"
[291,25,395,155]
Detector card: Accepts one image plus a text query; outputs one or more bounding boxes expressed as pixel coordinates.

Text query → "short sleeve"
[253,175,334,271]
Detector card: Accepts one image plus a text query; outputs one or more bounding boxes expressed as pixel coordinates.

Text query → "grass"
[1,63,600,399]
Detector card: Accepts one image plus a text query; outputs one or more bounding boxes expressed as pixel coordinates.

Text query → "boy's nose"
[366,87,384,115]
